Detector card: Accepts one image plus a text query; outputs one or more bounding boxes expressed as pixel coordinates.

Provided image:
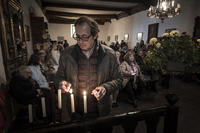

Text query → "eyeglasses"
[72,33,92,41]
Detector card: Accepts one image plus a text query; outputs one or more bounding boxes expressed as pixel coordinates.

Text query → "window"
[71,24,75,37]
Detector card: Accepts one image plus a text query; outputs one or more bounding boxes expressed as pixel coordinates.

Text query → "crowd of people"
[6,16,159,133]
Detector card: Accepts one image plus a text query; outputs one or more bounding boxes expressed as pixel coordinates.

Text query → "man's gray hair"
[18,65,29,75]
[74,16,100,36]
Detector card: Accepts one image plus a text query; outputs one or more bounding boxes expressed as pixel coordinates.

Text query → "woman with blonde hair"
[119,50,145,108]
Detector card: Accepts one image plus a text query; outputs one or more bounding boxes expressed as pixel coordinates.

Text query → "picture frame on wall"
[148,23,159,42]
[124,34,129,41]
[165,28,176,33]
[115,35,118,41]
[57,36,64,42]
[25,25,30,41]
[137,32,143,41]
[107,36,110,41]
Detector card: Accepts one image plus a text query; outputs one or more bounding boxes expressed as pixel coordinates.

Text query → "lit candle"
[28,104,33,123]
[70,89,75,113]
[177,4,181,8]
[172,0,174,7]
[41,97,47,117]
[83,91,87,113]
[58,89,62,109]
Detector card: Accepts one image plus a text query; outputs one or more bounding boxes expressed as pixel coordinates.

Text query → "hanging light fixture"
[147,0,181,22]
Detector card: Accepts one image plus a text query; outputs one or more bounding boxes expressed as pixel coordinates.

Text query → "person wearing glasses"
[55,16,122,133]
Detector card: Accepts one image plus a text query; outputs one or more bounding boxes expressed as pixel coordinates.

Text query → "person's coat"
[55,40,122,118]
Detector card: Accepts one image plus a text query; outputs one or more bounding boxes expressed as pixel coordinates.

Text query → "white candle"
[58,89,62,109]
[83,91,87,113]
[70,89,75,113]
[172,0,174,7]
[41,97,47,117]
[28,104,33,123]
[177,4,181,8]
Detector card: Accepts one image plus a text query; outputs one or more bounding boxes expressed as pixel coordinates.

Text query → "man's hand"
[91,86,106,100]
[59,81,71,93]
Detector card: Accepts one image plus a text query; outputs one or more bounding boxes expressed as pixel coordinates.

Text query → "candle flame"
[83,91,86,95]
[69,89,73,94]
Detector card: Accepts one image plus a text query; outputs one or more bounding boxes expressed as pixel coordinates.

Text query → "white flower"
[197,39,200,43]
[162,33,169,37]
[156,43,161,48]
[149,37,157,45]
[170,30,179,37]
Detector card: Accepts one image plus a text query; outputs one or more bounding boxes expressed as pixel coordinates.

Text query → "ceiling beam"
[117,0,156,19]
[46,10,118,19]
[97,0,151,4]
[42,2,128,11]
[47,16,110,25]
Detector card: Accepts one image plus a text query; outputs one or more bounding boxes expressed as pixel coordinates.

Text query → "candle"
[172,0,174,7]
[70,89,75,113]
[41,97,47,117]
[28,104,33,123]
[177,4,181,8]
[83,91,87,113]
[58,89,62,109]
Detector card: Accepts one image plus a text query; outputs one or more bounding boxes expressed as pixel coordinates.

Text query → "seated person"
[136,50,158,92]
[38,50,49,74]
[9,66,53,121]
[135,50,151,76]
[28,54,51,90]
[119,51,145,108]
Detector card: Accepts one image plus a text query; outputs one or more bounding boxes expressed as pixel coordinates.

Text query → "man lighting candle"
[55,16,122,133]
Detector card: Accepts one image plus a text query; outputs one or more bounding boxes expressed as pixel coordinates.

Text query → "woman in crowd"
[51,43,60,71]
[119,50,145,108]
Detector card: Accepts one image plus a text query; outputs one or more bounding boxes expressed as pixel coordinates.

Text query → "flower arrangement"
[144,30,200,74]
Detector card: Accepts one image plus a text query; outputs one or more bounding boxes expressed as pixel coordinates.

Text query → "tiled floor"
[111,78,200,133]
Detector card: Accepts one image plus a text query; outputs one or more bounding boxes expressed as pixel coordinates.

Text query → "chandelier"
[147,0,181,22]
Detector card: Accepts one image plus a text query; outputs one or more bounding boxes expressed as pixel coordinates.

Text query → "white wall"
[48,24,76,45]
[105,0,200,49]
[0,43,6,84]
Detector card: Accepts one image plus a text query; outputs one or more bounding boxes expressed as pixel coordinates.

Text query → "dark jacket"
[55,40,122,117]
[9,73,38,105]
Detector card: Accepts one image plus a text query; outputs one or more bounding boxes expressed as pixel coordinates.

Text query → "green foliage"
[144,31,200,74]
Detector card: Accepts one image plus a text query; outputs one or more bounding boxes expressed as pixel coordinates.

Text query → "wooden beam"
[117,1,156,19]
[46,10,118,19]
[98,0,151,4]
[48,16,109,25]
[42,2,127,11]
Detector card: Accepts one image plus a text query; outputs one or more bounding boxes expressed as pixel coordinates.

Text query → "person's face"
[40,54,45,61]
[75,22,98,51]
[138,51,143,57]
[129,54,135,62]
[21,68,31,79]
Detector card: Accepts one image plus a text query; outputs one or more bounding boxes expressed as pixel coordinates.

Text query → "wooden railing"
[3,77,179,133]
[7,93,178,133]
[27,104,178,133]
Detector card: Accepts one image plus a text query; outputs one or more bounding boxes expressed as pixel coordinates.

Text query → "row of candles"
[28,97,46,123]
[28,89,87,123]
[58,89,87,113]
